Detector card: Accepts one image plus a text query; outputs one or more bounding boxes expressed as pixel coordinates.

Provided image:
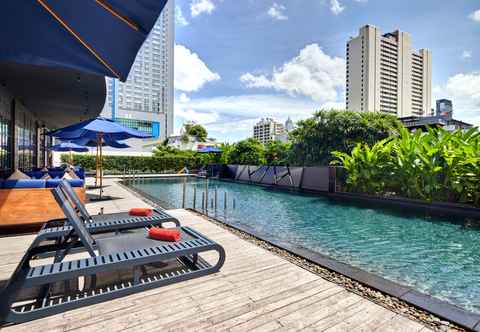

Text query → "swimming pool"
[129,177,480,314]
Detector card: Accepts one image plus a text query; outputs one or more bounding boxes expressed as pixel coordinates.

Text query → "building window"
[115,118,155,136]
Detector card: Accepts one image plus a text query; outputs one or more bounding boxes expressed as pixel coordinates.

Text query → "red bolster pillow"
[148,227,181,242]
[129,208,153,217]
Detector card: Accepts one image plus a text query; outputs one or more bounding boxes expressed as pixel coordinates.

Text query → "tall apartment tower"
[101,0,174,141]
[253,118,286,144]
[346,25,432,117]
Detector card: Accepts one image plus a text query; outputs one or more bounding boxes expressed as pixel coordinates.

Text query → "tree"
[187,124,208,142]
[227,138,265,165]
[289,109,402,166]
[264,141,291,165]
[153,145,195,158]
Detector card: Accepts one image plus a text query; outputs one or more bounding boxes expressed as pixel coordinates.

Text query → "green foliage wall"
[332,127,480,206]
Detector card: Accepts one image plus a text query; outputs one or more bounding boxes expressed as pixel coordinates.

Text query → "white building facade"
[101,0,174,141]
[346,25,432,117]
[253,118,286,144]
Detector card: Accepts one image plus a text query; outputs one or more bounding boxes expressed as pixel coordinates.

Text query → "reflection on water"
[130,177,480,314]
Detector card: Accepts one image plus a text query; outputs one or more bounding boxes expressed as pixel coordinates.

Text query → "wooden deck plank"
[0,178,431,332]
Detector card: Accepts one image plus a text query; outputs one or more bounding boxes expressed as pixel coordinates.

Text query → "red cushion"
[129,208,153,217]
[148,227,181,242]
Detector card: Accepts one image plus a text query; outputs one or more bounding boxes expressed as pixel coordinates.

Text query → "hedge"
[61,154,203,174]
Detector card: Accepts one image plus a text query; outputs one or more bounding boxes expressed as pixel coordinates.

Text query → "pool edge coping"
[120,178,480,332]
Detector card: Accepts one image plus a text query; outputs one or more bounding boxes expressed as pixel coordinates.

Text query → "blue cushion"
[26,171,46,179]
[0,179,3,189]
[3,179,46,189]
[49,167,65,171]
[73,167,85,179]
[48,171,65,179]
[46,179,84,188]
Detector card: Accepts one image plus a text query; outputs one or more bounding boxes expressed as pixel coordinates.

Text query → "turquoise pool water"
[130,177,480,313]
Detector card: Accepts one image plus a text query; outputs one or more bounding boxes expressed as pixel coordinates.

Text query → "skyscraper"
[346,25,432,117]
[101,0,174,141]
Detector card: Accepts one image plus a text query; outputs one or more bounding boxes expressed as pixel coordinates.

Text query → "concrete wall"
[301,167,330,192]
[224,165,334,192]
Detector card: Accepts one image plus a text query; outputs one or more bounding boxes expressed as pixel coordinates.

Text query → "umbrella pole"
[69,150,73,165]
[100,135,103,199]
[95,140,99,187]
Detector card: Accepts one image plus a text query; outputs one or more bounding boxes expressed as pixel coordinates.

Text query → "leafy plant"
[331,127,480,206]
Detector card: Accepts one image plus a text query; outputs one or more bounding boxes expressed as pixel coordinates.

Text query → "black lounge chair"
[0,187,225,324]
[47,180,180,234]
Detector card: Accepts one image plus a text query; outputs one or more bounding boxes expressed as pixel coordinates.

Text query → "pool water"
[130,177,480,313]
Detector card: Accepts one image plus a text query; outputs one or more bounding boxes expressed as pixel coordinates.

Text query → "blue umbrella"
[50,141,89,152]
[47,118,145,195]
[50,141,89,164]
[198,146,223,153]
[73,137,130,149]
[0,1,168,81]
[47,117,151,141]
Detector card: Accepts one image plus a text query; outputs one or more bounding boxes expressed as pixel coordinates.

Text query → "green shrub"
[61,154,204,173]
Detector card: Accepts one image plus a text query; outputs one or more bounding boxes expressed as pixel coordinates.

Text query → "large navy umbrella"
[0,1,168,81]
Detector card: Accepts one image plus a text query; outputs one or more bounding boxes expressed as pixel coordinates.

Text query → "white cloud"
[175,5,189,26]
[174,44,220,92]
[240,44,346,103]
[175,108,219,125]
[330,0,345,15]
[268,3,288,21]
[469,9,480,22]
[434,72,480,126]
[174,94,338,141]
[191,0,216,17]
[240,73,274,88]
[462,50,472,60]
[179,93,190,103]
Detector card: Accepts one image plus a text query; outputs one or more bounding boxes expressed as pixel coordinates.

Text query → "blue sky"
[173,0,480,141]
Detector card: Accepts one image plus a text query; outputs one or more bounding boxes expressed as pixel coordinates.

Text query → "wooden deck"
[0,179,431,331]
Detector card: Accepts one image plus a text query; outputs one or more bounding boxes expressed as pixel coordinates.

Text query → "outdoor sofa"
[0,179,85,231]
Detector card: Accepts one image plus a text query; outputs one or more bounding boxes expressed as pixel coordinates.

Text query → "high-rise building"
[346,25,432,117]
[436,99,453,119]
[285,117,295,132]
[253,118,286,144]
[101,0,174,141]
